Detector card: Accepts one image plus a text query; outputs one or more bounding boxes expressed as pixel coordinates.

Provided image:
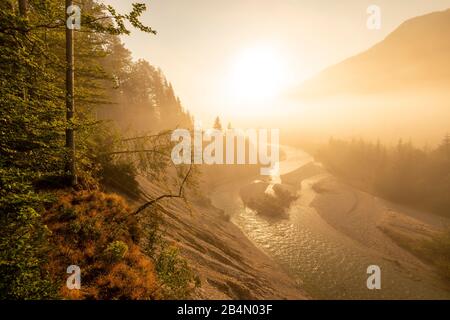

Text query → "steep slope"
[134,176,307,300]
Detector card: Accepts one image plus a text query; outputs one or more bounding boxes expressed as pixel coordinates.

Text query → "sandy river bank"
[209,146,450,299]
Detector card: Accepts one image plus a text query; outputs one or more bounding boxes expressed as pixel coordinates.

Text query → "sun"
[227,45,288,104]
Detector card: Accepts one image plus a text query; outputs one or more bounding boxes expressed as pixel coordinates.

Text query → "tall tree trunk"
[65,0,77,186]
[18,0,28,17]
[18,0,28,100]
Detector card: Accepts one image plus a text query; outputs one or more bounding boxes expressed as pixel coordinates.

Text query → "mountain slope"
[298,9,450,98]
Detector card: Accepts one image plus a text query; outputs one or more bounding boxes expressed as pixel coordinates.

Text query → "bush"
[141,208,200,299]
[104,241,129,263]
[155,245,200,299]
[99,160,141,200]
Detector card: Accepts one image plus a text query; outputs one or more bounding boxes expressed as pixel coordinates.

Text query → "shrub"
[155,245,200,299]
[141,208,200,299]
[104,241,129,263]
[99,161,141,199]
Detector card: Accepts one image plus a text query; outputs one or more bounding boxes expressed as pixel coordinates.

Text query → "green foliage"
[0,169,56,299]
[100,160,140,198]
[0,0,158,299]
[141,209,199,299]
[104,241,129,263]
[101,3,157,36]
[155,245,200,299]
[1,0,197,299]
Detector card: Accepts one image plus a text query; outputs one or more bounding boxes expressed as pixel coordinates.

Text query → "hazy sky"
[104,0,450,126]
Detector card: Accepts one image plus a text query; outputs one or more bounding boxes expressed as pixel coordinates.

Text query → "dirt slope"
[135,176,308,300]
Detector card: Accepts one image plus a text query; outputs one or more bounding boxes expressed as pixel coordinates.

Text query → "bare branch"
[133,163,193,215]
[105,149,168,157]
[122,131,172,142]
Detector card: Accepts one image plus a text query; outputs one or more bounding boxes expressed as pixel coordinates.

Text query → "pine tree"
[213,116,222,130]
[439,133,450,161]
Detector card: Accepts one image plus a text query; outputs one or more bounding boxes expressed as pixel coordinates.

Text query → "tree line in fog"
[316,135,450,217]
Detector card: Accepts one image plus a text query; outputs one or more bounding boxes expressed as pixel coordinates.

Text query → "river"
[209,146,450,299]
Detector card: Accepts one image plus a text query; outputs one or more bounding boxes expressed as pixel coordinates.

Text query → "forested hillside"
[0,0,195,299]
[98,39,193,132]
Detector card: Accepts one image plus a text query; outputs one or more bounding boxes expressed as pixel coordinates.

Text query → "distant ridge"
[297,9,450,98]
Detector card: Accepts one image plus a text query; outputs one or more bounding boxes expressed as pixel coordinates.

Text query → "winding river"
[209,146,450,299]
